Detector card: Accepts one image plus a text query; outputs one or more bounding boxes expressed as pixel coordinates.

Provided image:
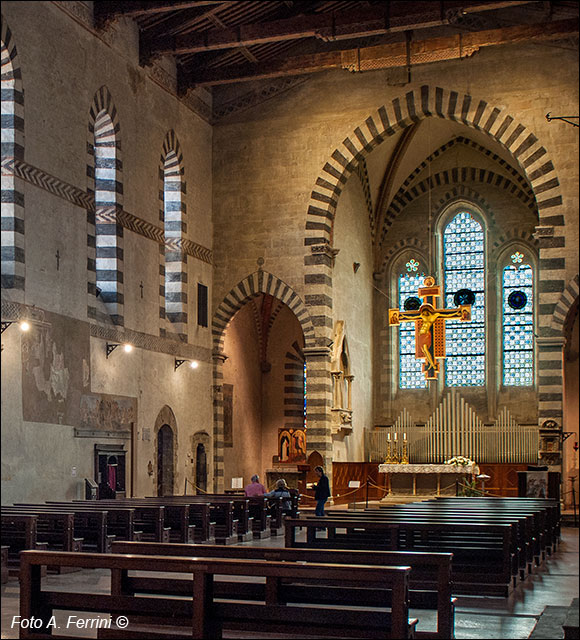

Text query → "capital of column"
[536,336,566,349]
[212,350,229,364]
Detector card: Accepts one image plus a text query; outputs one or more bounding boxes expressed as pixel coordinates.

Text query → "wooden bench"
[15,505,113,553]
[1,513,49,577]
[47,503,143,542]
[285,516,515,596]
[19,550,417,639]
[329,507,531,580]
[112,540,454,639]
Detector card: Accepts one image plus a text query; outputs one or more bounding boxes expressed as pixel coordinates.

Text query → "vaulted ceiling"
[94,0,578,96]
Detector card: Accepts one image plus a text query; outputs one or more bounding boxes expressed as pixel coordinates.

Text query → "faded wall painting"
[79,394,137,436]
[21,311,90,425]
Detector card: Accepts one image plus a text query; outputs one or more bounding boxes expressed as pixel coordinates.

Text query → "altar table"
[378,463,478,496]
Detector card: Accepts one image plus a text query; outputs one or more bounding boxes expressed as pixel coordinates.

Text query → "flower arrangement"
[444,456,475,467]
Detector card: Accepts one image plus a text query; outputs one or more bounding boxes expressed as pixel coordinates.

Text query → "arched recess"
[190,431,211,494]
[1,18,25,295]
[304,84,567,443]
[159,130,187,339]
[211,269,315,492]
[86,86,123,325]
[153,405,178,497]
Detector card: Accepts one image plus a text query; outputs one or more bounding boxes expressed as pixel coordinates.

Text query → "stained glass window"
[502,263,534,385]
[443,211,485,386]
[398,272,428,389]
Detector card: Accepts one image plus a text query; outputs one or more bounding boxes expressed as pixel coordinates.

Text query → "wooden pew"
[19,550,417,639]
[46,503,143,542]
[112,540,455,639]
[1,513,48,577]
[14,505,112,553]
[80,500,170,543]
[285,516,516,597]
[246,496,271,539]
[326,508,531,581]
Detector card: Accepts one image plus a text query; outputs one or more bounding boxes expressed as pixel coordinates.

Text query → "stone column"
[304,346,333,471]
[212,350,228,492]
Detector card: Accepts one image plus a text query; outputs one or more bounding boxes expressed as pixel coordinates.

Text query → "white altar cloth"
[378,463,478,496]
[379,463,478,474]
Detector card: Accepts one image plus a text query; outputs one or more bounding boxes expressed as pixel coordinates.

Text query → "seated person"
[264,478,292,513]
[244,474,266,497]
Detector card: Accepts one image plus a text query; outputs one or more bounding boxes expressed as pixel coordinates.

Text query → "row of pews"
[1,492,297,577]
[5,496,561,639]
[285,497,561,597]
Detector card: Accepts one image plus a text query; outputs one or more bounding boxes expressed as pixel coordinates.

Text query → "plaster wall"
[222,303,263,489]
[212,43,578,315]
[1,3,214,503]
[331,176,374,462]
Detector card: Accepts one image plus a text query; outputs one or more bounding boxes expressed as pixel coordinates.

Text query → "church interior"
[1,1,579,638]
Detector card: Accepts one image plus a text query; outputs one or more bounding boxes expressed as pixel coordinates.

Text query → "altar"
[378,463,478,496]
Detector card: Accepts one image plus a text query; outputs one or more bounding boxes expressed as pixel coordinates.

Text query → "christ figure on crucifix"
[389,276,472,380]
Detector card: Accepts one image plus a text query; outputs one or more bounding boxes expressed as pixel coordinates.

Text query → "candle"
[387,433,390,441]
[394,433,397,441]
[403,433,407,441]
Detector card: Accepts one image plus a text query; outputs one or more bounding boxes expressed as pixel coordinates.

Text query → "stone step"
[529,606,568,639]
[563,598,579,640]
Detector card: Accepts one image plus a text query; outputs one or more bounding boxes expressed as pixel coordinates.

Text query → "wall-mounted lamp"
[1,320,31,334]
[106,342,133,358]
[175,358,199,371]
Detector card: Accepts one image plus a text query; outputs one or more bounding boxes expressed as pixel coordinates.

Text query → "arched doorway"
[157,424,174,496]
[195,443,207,493]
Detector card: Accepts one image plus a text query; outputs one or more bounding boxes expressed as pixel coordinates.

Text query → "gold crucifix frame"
[389,276,472,380]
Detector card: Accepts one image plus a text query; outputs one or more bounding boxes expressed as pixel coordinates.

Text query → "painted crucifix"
[389,276,472,380]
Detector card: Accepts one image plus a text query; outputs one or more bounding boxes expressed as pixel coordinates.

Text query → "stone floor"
[2,526,578,639]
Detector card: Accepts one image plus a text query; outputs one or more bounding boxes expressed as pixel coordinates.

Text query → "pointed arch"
[212,270,315,352]
[551,275,580,334]
[304,84,567,443]
[1,17,25,294]
[86,86,123,325]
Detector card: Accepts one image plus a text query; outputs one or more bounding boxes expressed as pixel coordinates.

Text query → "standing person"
[244,474,266,497]
[313,466,330,516]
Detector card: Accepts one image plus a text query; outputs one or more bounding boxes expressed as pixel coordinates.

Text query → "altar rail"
[366,420,539,464]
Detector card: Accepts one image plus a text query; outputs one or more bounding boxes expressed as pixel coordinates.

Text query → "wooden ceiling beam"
[95,1,227,21]
[150,0,534,56]
[178,18,578,88]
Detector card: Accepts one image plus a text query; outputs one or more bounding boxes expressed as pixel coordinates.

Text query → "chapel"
[1,0,579,510]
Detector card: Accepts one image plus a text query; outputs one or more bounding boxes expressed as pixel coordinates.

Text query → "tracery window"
[398,269,428,389]
[502,254,534,386]
[442,211,485,387]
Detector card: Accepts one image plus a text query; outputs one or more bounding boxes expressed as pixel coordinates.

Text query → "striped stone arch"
[1,17,25,295]
[400,136,535,202]
[305,84,567,442]
[159,130,187,339]
[212,270,315,352]
[491,228,538,258]
[380,166,535,245]
[210,270,315,491]
[86,86,124,325]
[551,275,580,333]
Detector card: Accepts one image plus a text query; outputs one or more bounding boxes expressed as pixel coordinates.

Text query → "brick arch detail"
[304,83,567,441]
[1,17,25,294]
[491,228,538,259]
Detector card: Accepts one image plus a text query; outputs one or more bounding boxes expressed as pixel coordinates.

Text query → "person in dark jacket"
[313,466,330,516]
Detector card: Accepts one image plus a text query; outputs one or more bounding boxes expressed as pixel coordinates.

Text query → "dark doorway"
[157,424,174,496]
[196,443,207,493]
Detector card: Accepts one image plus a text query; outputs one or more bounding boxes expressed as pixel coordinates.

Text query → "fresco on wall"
[21,311,89,425]
[79,393,137,435]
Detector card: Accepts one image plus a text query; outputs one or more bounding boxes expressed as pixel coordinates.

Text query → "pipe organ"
[367,390,539,464]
